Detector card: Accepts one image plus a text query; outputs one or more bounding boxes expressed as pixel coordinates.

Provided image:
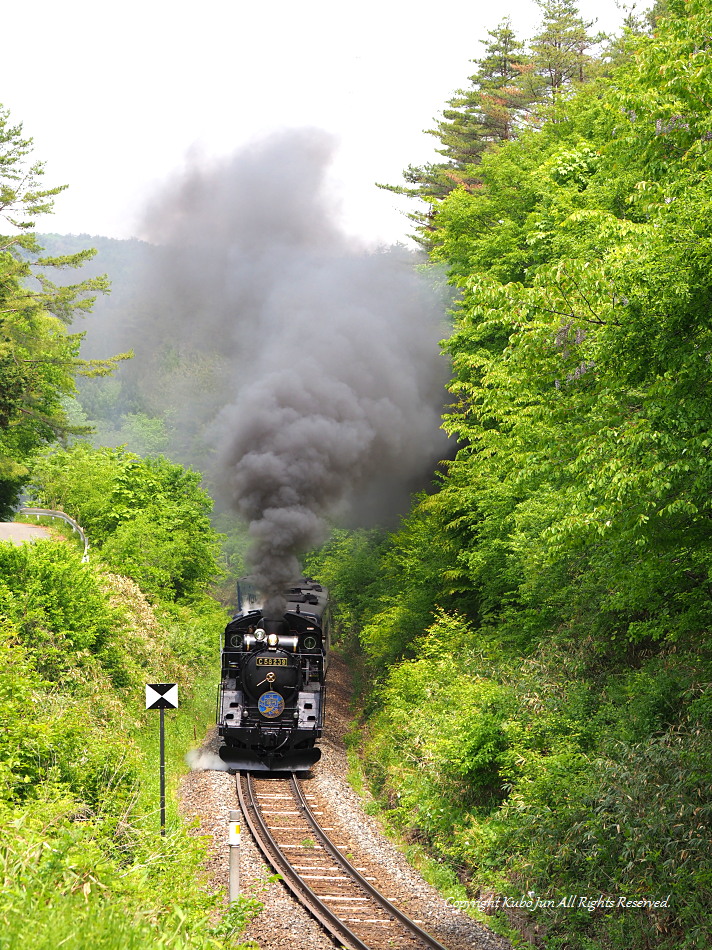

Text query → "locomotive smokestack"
[139,129,451,607]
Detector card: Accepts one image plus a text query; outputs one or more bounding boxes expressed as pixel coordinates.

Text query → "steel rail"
[236,772,370,950]
[290,774,451,950]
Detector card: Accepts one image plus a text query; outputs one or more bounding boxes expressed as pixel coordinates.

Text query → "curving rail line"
[236,771,451,950]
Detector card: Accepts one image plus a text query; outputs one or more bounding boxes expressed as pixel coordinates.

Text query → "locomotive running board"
[218,746,322,773]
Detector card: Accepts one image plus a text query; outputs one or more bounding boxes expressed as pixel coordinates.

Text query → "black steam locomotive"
[217,577,330,772]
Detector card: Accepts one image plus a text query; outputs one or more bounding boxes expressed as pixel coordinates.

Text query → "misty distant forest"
[3,1,712,949]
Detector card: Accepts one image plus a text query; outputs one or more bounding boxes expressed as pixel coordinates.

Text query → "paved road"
[0,523,54,543]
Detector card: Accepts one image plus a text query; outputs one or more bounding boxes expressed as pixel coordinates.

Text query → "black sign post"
[145,684,179,835]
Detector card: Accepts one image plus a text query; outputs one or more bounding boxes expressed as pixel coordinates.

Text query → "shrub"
[28,445,224,604]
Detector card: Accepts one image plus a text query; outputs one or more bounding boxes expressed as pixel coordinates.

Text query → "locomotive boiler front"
[242,645,301,715]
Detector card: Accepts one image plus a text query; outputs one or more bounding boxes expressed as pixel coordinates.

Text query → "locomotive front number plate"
[256,657,289,666]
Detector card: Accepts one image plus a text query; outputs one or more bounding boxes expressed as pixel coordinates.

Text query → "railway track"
[236,771,452,950]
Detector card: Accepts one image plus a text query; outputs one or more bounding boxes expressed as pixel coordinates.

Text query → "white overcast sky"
[1,0,643,247]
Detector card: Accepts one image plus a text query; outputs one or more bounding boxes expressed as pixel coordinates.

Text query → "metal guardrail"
[19,507,90,562]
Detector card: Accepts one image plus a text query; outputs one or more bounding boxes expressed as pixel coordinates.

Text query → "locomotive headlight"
[267,632,279,648]
[255,628,266,641]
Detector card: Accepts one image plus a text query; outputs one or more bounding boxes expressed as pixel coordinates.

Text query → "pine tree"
[433,18,533,159]
[380,3,604,246]
[528,0,601,105]
[378,19,532,246]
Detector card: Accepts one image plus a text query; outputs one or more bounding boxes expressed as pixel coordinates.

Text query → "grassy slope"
[0,540,256,950]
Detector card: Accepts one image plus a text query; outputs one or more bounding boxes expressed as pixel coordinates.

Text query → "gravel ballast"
[179,654,511,950]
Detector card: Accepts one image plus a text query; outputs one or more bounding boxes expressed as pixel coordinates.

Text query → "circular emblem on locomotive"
[258,690,285,719]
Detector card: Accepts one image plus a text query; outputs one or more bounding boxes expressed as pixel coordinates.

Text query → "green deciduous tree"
[28,444,223,601]
[431,0,712,653]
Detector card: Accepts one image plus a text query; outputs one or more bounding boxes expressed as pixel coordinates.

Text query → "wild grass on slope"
[0,541,256,949]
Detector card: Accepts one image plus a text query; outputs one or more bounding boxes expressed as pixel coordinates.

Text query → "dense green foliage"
[311,3,712,948]
[0,533,247,949]
[28,444,223,601]
[0,101,248,946]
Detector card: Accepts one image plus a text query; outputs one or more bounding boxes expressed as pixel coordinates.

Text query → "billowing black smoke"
[139,129,450,615]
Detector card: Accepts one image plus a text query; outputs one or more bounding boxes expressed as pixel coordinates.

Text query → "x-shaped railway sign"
[145,683,179,710]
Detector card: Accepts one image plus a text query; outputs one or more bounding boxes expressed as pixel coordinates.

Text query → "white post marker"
[229,809,241,902]
[145,684,179,836]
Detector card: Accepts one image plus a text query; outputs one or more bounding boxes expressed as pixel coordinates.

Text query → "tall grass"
[0,816,260,950]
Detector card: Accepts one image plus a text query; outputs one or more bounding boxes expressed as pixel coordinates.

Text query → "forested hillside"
[309,2,712,948]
